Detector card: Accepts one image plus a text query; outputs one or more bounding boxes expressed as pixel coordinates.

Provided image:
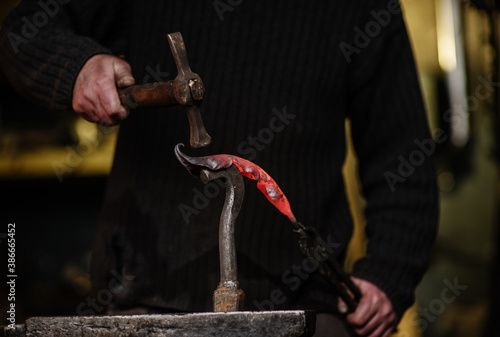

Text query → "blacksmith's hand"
[72,54,135,126]
[338,277,397,337]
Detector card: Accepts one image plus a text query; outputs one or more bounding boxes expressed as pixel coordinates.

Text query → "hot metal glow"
[175,143,297,223]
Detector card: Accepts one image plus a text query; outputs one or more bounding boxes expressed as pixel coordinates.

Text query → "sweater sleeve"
[0,0,117,111]
[346,3,439,319]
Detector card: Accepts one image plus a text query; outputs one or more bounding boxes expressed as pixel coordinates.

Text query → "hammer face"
[188,79,204,101]
[185,106,212,148]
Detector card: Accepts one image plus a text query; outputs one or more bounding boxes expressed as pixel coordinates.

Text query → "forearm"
[346,2,439,321]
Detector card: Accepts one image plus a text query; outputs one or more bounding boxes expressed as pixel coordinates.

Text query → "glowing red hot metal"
[175,143,297,223]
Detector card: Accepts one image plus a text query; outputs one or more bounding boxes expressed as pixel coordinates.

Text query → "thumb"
[114,60,135,88]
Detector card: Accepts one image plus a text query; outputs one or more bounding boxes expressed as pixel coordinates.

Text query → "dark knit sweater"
[0,0,438,320]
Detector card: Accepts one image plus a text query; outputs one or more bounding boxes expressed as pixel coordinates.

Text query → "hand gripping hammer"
[118,32,211,148]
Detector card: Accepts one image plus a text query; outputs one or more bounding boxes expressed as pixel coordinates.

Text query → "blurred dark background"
[0,0,117,324]
[1,1,500,336]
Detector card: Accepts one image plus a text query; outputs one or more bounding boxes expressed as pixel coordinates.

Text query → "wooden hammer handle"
[118,81,177,110]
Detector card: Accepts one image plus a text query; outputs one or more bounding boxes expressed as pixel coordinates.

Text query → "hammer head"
[168,32,212,148]
[118,32,211,148]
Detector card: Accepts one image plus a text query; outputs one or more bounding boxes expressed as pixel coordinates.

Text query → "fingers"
[72,54,135,126]
[114,61,135,88]
[341,277,397,337]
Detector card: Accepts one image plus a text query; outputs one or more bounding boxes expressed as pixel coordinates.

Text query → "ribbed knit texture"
[0,0,438,320]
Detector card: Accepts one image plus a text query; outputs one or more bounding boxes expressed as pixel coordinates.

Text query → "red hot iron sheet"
[175,143,297,223]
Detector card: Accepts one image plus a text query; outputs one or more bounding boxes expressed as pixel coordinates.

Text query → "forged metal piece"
[200,165,245,312]
[175,143,296,222]
[118,32,211,148]
[175,144,361,313]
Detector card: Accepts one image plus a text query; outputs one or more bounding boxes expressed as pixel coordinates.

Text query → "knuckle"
[104,102,124,119]
[72,101,82,112]
[73,101,88,114]
[80,86,95,101]
[348,316,364,326]
[94,77,110,90]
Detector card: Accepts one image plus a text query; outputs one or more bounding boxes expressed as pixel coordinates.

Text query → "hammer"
[118,32,211,148]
